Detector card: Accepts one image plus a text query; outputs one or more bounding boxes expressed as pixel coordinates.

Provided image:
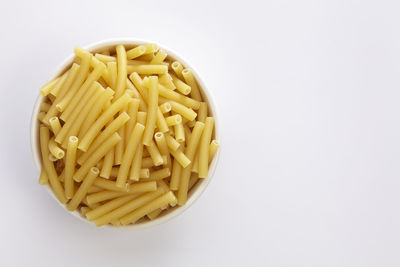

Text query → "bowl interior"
[31,39,220,229]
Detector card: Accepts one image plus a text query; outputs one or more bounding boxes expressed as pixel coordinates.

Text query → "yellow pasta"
[67,167,99,211]
[142,76,158,145]
[165,114,182,126]
[128,141,143,181]
[94,178,128,192]
[60,62,106,122]
[77,112,130,165]
[42,63,80,124]
[50,71,69,97]
[197,102,208,123]
[171,61,184,80]
[56,82,102,146]
[95,187,165,226]
[48,117,61,135]
[174,123,185,142]
[127,65,168,75]
[159,102,171,114]
[114,44,127,99]
[55,48,92,112]
[40,101,51,112]
[156,108,169,133]
[48,137,65,159]
[169,101,197,121]
[147,209,162,220]
[39,126,67,203]
[146,140,164,166]
[78,93,131,152]
[126,45,146,59]
[169,157,182,190]
[106,61,117,88]
[159,73,176,90]
[209,140,220,163]
[87,186,103,194]
[87,191,128,205]
[95,53,115,63]
[38,168,48,185]
[148,168,171,181]
[114,110,127,165]
[129,72,149,101]
[86,194,139,221]
[171,74,191,95]
[191,150,199,173]
[157,84,200,110]
[73,132,121,182]
[154,132,172,169]
[198,117,214,178]
[125,99,140,147]
[120,191,177,225]
[116,123,145,188]
[150,50,167,64]
[139,168,150,179]
[126,78,147,111]
[65,136,78,199]
[100,147,114,179]
[37,43,219,226]
[169,147,191,168]
[78,87,114,140]
[182,68,202,101]
[40,76,60,96]
[177,121,205,205]
[165,133,181,151]
[143,43,158,54]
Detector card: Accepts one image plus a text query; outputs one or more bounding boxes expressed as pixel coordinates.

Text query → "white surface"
[1,0,400,266]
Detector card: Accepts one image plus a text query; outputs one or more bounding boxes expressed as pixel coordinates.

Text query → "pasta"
[48,137,65,159]
[116,123,145,188]
[65,136,78,199]
[67,167,100,211]
[142,76,158,145]
[37,44,219,226]
[49,117,61,135]
[177,122,205,205]
[198,117,215,178]
[73,133,121,182]
[171,74,191,95]
[165,114,182,126]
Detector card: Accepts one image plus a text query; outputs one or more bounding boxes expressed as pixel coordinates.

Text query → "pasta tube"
[120,191,177,225]
[39,126,67,203]
[67,167,100,211]
[127,65,168,75]
[114,44,127,99]
[182,69,202,101]
[116,123,145,188]
[126,45,146,59]
[171,61,184,80]
[142,76,159,145]
[48,137,65,159]
[65,136,78,199]
[177,122,205,205]
[198,117,215,178]
[95,187,165,226]
[49,117,61,135]
[73,133,121,182]
[78,93,131,152]
[77,112,130,165]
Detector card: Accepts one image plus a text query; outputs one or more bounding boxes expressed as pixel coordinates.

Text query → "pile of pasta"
[37,44,219,226]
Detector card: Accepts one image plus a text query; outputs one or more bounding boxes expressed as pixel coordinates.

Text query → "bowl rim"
[30,38,221,229]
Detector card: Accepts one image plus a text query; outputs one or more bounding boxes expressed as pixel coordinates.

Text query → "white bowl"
[30,38,221,229]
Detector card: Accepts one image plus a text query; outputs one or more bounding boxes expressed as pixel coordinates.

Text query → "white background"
[1,0,400,266]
